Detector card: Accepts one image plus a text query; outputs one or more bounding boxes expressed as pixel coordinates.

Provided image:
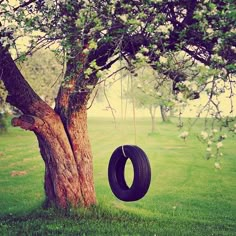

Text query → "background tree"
[19,49,62,107]
[0,0,235,210]
[0,80,7,111]
[0,80,8,133]
[125,63,173,132]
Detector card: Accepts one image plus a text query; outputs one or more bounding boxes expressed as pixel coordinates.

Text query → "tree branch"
[182,0,197,25]
[0,45,53,116]
[13,0,37,12]
[12,115,44,131]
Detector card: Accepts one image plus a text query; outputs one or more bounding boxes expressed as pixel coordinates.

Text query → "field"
[0,116,235,235]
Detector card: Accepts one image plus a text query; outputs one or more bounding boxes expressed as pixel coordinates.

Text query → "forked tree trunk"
[0,46,96,209]
[12,106,96,209]
[35,104,96,208]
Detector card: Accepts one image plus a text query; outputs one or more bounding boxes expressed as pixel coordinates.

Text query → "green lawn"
[0,117,235,235]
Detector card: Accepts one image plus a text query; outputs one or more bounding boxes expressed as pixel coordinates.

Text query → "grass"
[0,116,235,235]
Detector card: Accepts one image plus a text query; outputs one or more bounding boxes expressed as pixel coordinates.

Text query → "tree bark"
[0,45,96,209]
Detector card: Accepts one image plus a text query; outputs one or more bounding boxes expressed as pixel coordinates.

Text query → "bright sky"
[88,77,236,119]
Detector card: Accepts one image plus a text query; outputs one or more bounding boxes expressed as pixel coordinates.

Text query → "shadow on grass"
[0,204,234,236]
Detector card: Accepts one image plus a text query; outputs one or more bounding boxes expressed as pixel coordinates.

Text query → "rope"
[122,145,127,158]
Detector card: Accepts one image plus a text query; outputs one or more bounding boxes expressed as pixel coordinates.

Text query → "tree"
[0,0,235,210]
[125,64,173,132]
[0,80,7,111]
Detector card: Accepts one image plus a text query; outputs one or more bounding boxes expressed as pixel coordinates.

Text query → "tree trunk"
[160,105,168,122]
[65,104,96,207]
[36,104,96,208]
[149,105,157,133]
[0,45,96,209]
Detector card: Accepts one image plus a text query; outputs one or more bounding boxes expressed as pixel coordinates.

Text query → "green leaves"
[0,0,235,112]
[88,39,97,50]
[17,53,27,63]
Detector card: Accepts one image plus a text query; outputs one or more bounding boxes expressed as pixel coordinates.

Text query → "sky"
[88,76,236,119]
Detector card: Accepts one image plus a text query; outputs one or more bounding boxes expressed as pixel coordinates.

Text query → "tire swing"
[108,145,151,201]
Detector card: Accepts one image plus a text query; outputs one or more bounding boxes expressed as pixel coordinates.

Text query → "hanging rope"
[124,74,129,120]
[130,74,137,144]
[120,67,124,120]
[103,81,117,128]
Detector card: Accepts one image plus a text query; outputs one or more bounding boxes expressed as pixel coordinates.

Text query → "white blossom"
[231,46,236,54]
[230,28,236,34]
[214,162,221,169]
[140,46,149,53]
[45,0,54,7]
[83,48,90,54]
[221,134,227,139]
[217,142,223,149]
[212,129,218,133]
[208,140,212,145]
[159,56,168,64]
[201,131,208,140]
[0,36,8,44]
[206,147,212,152]
[179,131,189,139]
[183,81,191,87]
[190,82,198,91]
[177,93,183,101]
[136,52,144,59]
[206,28,214,34]
[156,25,169,34]
[137,83,142,89]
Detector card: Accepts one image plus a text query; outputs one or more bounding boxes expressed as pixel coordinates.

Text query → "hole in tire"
[124,158,134,188]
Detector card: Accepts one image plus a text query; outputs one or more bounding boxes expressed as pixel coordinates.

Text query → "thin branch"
[0,0,37,14]
[96,66,127,86]
[13,0,37,11]
[228,75,235,114]
[183,47,210,66]
[86,88,99,110]
[14,36,59,61]
[103,81,116,127]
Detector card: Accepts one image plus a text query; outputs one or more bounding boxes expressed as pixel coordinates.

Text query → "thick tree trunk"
[36,104,96,208]
[0,45,96,209]
[67,104,96,206]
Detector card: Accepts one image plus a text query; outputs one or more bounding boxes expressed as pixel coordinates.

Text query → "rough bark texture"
[0,46,96,209]
[67,105,96,206]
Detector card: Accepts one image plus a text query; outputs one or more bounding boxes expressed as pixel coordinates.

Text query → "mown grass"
[0,116,235,235]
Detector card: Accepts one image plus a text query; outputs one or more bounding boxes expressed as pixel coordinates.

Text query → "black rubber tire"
[108,145,151,201]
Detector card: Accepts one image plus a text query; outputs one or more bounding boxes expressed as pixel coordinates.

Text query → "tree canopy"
[1,1,235,68]
[1,0,235,117]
